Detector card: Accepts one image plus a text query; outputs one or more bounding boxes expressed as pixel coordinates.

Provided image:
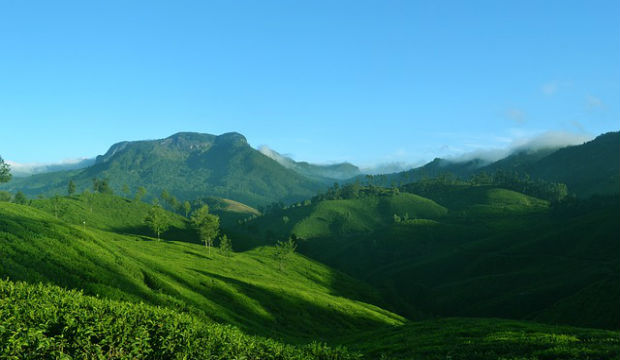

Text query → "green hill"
[1,191,618,358]
[0,132,326,207]
[233,185,619,329]
[0,199,404,342]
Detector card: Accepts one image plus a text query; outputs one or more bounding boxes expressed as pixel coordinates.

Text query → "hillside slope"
[0,200,404,342]
[233,186,620,329]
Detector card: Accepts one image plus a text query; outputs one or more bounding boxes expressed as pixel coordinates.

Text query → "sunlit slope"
[29,193,190,239]
[233,192,447,247]
[0,201,404,341]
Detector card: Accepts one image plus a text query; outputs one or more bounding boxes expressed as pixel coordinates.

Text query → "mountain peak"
[214,132,248,146]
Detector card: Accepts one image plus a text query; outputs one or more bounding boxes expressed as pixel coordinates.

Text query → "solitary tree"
[81,190,95,213]
[219,234,233,256]
[13,191,27,205]
[274,237,297,271]
[51,194,67,218]
[67,180,76,196]
[183,201,191,218]
[160,189,171,204]
[191,205,220,255]
[0,156,11,183]
[144,204,168,241]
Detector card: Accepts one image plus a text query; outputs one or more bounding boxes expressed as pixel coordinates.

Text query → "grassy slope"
[3,280,618,360]
[233,186,619,329]
[1,193,619,358]
[0,199,404,343]
[341,318,619,360]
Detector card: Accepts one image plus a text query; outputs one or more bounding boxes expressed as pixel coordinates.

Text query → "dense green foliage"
[0,280,359,359]
[2,279,617,359]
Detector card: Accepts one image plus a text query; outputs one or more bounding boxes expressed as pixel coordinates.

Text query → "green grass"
[0,199,404,343]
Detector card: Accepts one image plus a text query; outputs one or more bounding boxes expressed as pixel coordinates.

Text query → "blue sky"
[1,0,618,168]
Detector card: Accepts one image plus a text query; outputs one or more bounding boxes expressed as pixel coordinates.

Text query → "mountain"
[377,131,620,197]
[259,146,362,181]
[0,132,328,207]
[509,131,620,197]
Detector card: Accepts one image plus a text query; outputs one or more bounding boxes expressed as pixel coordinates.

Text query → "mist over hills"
[375,131,620,198]
[8,158,95,177]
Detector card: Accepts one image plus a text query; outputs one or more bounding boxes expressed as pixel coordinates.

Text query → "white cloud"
[6,158,94,177]
[446,130,593,164]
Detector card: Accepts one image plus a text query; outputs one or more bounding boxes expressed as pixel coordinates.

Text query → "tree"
[274,237,297,271]
[13,191,27,205]
[183,201,191,218]
[0,156,11,183]
[92,178,112,194]
[81,190,95,213]
[190,205,220,255]
[51,195,67,218]
[134,186,147,202]
[0,191,11,202]
[160,189,171,204]
[218,234,233,256]
[67,180,76,196]
[144,204,168,241]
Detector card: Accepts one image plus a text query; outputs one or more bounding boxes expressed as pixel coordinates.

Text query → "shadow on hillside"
[153,264,398,342]
[109,224,200,244]
[0,212,158,305]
